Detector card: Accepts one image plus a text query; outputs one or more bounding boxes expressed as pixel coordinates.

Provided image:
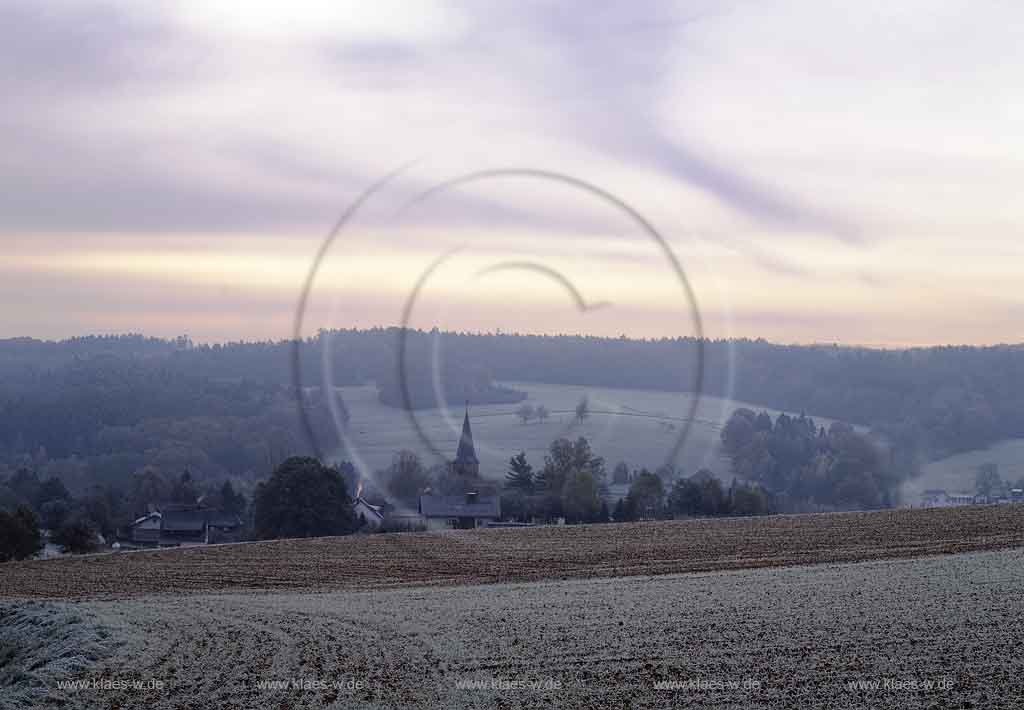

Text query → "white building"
[353,497,385,529]
[920,489,980,508]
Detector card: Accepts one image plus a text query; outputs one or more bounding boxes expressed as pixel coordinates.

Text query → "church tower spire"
[453,402,480,477]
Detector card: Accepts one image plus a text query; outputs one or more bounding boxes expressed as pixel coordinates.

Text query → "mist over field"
[3,1,1024,707]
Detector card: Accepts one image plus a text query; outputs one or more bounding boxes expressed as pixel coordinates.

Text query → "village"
[103,408,1024,554]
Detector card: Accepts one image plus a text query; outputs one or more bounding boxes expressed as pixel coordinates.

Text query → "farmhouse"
[353,496,385,529]
[123,503,243,547]
[420,491,501,530]
[418,407,501,529]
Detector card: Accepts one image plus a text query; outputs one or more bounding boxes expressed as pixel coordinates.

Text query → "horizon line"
[3,328,1023,353]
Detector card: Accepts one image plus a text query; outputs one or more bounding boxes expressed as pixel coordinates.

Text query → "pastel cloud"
[1,0,1022,346]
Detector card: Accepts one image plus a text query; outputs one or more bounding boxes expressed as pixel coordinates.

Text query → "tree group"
[721,409,899,510]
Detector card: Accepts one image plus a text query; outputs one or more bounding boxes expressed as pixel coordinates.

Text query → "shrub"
[0,506,42,562]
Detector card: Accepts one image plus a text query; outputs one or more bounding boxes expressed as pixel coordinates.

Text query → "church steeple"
[453,402,479,477]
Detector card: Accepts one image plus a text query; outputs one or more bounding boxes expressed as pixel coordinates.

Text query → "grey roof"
[160,509,242,532]
[129,512,161,527]
[354,497,385,521]
[419,494,499,518]
[454,408,479,465]
[160,510,208,532]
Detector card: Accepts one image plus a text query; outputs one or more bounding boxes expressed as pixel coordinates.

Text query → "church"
[417,407,501,530]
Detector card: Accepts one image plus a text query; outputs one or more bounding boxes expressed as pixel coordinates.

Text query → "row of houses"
[920,488,1024,508]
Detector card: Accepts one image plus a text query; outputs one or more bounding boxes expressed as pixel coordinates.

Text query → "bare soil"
[2,504,1023,600]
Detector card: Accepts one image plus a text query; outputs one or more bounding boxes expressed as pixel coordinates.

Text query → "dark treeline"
[1,330,1022,499]
[377,334,527,409]
[380,332,1022,462]
[0,353,343,501]
[387,330,1024,463]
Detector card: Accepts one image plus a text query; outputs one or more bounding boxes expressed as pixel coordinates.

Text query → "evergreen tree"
[504,451,535,493]
[612,498,626,522]
[219,480,246,516]
[171,469,199,505]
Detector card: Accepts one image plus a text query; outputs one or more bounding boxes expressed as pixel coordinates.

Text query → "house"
[418,406,501,529]
[127,511,163,544]
[353,496,385,529]
[947,492,976,506]
[920,489,949,508]
[123,504,243,547]
[920,489,979,508]
[420,491,501,530]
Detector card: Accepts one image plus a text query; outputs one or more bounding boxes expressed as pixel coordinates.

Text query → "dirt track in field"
[2,504,1023,600]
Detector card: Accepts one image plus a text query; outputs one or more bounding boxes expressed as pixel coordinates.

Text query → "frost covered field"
[3,549,1024,709]
[332,381,820,478]
[2,506,1024,709]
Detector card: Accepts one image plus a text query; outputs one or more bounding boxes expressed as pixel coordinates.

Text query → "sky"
[2,0,1022,347]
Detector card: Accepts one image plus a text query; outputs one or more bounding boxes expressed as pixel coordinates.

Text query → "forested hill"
[1,331,1023,477]
[397,333,1023,461]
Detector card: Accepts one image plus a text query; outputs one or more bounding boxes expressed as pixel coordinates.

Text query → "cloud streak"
[0,0,1022,344]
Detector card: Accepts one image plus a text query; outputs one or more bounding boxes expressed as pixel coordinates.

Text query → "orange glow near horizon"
[4,227,1023,348]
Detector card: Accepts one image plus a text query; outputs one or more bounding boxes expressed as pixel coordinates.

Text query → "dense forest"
[720,409,901,510]
[1,330,1022,506]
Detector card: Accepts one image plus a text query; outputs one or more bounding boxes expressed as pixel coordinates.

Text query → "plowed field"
[2,504,1022,600]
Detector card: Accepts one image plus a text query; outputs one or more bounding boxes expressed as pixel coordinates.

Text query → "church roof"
[455,407,479,464]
